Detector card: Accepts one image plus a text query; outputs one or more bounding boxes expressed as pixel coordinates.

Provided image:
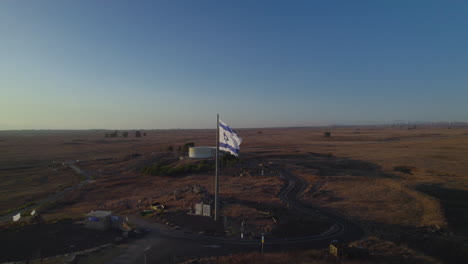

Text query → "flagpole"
[215,113,219,221]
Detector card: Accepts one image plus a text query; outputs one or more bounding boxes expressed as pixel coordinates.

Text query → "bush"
[109,131,118,138]
[135,131,142,138]
[167,145,174,152]
[197,163,210,171]
[394,165,413,174]
[324,132,331,138]
[122,131,129,138]
[221,153,240,166]
[183,142,195,152]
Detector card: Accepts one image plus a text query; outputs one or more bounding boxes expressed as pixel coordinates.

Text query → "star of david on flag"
[219,120,242,156]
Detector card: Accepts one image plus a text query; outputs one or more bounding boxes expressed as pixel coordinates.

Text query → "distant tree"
[105,133,109,138]
[122,131,129,138]
[143,132,146,137]
[135,131,142,138]
[183,142,195,152]
[177,146,182,152]
[324,132,331,138]
[167,145,174,152]
[110,131,118,138]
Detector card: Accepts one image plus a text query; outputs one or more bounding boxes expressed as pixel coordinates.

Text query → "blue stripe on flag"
[219,142,239,155]
[219,122,239,136]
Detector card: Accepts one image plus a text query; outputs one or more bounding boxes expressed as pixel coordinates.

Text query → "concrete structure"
[85,210,112,231]
[189,146,216,159]
[202,204,211,217]
[194,203,211,217]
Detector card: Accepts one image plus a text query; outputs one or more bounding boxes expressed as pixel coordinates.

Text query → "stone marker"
[202,204,211,217]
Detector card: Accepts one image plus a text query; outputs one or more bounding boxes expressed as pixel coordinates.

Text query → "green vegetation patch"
[220,153,241,166]
[182,142,195,152]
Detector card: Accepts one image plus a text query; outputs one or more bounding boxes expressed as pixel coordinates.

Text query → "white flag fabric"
[13,213,21,222]
[31,210,36,216]
[219,120,242,156]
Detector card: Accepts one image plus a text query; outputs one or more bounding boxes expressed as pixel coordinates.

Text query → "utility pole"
[241,220,244,239]
[144,245,151,264]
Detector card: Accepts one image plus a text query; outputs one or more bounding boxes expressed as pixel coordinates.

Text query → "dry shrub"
[303,177,445,227]
[222,204,262,219]
[351,237,441,264]
[394,165,414,174]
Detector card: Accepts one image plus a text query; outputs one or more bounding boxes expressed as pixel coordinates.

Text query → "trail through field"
[0,161,92,223]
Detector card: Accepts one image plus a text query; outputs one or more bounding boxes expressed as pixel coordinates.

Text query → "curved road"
[108,166,364,264]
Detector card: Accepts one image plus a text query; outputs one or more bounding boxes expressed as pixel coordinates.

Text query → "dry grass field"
[1,125,467,263]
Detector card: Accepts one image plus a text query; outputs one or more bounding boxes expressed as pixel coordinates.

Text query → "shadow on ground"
[414,184,468,237]
[258,152,399,178]
[361,219,468,264]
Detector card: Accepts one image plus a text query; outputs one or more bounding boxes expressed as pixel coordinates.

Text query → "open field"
[0,125,467,263]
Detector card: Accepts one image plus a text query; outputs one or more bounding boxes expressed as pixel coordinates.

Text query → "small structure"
[195,203,203,215]
[194,203,211,217]
[202,204,211,217]
[330,240,339,257]
[189,147,216,159]
[85,211,112,231]
[329,240,369,259]
[150,202,165,214]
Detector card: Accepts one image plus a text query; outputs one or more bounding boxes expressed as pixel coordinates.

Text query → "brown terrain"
[0,126,467,263]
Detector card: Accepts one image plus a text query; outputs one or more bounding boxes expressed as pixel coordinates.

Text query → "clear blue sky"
[1,0,467,129]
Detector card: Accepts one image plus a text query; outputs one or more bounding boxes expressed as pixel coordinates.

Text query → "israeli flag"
[219,120,242,156]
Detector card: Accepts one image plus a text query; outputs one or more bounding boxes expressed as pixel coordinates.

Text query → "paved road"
[0,161,92,223]
[107,167,364,264]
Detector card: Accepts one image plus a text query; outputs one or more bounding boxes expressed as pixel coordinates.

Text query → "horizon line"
[1,121,467,132]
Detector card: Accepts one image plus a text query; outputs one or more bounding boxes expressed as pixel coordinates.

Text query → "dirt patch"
[168,213,224,235]
[296,155,389,178]
[220,198,332,239]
